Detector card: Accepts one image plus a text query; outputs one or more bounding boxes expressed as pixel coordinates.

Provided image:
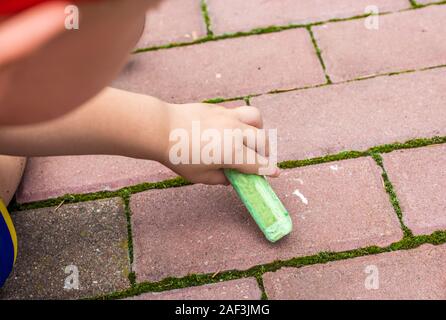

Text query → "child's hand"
[161,102,280,185]
[0,88,279,187]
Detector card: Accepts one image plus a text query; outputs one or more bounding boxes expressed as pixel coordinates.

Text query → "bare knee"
[0,156,26,205]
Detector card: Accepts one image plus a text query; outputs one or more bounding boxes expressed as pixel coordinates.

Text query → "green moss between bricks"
[371,153,413,238]
[202,65,446,108]
[90,230,446,300]
[306,26,332,84]
[409,0,446,8]
[132,1,446,55]
[123,196,135,267]
[128,272,137,287]
[9,136,446,212]
[132,12,378,54]
[8,176,190,212]
[200,0,213,36]
[203,95,253,104]
[255,275,268,300]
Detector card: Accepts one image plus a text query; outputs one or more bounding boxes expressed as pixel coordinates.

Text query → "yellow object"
[0,199,17,262]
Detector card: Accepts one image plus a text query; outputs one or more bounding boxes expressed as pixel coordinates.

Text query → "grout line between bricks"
[122,194,136,286]
[201,64,446,106]
[255,273,268,300]
[9,136,446,212]
[371,153,413,237]
[132,2,446,54]
[133,13,376,54]
[200,0,213,36]
[90,229,446,300]
[306,26,332,84]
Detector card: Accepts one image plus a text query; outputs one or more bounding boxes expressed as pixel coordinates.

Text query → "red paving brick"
[136,0,207,48]
[113,29,326,103]
[130,157,402,282]
[250,68,446,161]
[128,278,261,300]
[207,0,409,35]
[382,144,446,236]
[313,6,446,82]
[16,101,244,203]
[16,156,175,203]
[263,244,446,299]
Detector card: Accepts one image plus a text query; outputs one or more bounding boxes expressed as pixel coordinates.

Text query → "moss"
[306,26,332,84]
[279,150,366,169]
[255,274,268,300]
[200,0,214,36]
[371,153,413,237]
[128,272,137,287]
[369,136,446,154]
[406,0,446,8]
[203,95,253,104]
[348,64,446,84]
[123,196,135,265]
[10,176,190,212]
[279,136,445,171]
[90,230,446,300]
[201,65,446,106]
[131,2,446,55]
[409,0,420,8]
[11,136,445,212]
[131,11,398,54]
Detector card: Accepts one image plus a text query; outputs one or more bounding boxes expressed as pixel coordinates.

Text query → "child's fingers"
[233,106,263,128]
[227,145,279,176]
[0,2,67,66]
[239,123,270,157]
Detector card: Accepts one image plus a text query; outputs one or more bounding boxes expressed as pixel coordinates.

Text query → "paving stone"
[16,156,176,203]
[207,0,409,35]
[136,0,207,48]
[130,157,402,282]
[313,6,446,82]
[16,101,243,204]
[128,278,261,300]
[0,198,130,299]
[382,144,446,236]
[263,244,446,299]
[113,29,326,103]
[250,68,446,161]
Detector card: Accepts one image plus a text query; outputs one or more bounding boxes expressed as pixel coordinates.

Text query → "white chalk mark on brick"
[293,189,308,205]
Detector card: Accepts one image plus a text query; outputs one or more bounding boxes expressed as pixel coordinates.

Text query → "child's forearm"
[0,86,278,185]
[0,87,169,162]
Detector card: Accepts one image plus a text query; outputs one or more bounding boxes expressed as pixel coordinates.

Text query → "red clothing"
[0,0,89,14]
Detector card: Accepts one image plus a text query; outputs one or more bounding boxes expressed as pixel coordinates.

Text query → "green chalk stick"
[224,169,292,242]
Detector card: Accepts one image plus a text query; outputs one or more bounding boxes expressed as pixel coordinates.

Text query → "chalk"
[224,169,292,243]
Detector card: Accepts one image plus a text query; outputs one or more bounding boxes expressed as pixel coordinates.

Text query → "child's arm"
[0,87,277,185]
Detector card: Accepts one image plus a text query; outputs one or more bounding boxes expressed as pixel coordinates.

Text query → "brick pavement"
[4,1,446,300]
